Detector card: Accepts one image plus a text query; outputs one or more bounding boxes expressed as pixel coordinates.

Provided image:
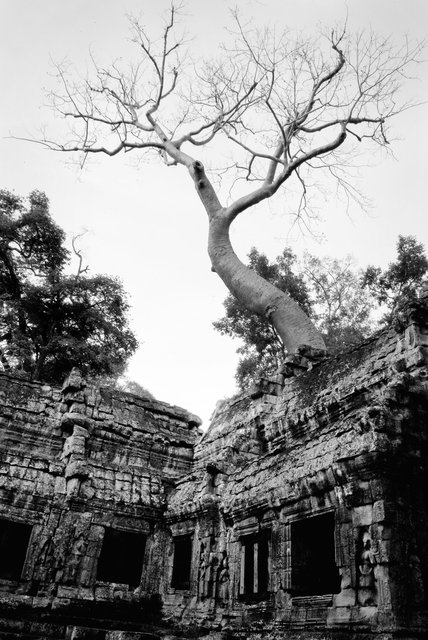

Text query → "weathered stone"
[1,295,428,639]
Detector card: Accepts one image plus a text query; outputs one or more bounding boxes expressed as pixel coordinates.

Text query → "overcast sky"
[1,0,427,426]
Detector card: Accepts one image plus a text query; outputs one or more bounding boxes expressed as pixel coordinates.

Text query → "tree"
[213,247,311,387]
[214,248,373,388]
[30,7,424,358]
[0,189,138,383]
[302,253,374,353]
[362,235,428,323]
[115,377,156,400]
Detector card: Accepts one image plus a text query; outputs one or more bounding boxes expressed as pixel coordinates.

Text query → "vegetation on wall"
[215,237,427,388]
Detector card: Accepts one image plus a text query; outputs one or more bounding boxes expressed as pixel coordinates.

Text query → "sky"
[1,0,428,426]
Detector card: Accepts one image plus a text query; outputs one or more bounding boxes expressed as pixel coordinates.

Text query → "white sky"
[1,0,428,426]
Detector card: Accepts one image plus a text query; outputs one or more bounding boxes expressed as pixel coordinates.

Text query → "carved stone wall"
[164,297,428,639]
[1,293,428,639]
[0,369,200,637]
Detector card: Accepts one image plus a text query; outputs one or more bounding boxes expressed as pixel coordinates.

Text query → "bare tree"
[30,7,425,357]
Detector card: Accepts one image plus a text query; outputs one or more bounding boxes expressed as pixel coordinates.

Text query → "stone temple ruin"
[0,290,428,639]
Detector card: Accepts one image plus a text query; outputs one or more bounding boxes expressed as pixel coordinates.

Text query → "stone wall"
[0,294,428,639]
[164,293,428,639]
[0,368,200,636]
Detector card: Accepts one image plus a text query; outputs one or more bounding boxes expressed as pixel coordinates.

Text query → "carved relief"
[63,534,86,584]
[198,538,217,599]
[216,549,230,604]
[408,544,425,606]
[357,529,377,606]
[198,541,207,598]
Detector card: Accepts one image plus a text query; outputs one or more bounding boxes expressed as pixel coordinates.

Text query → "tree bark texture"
[170,151,326,356]
[207,213,326,354]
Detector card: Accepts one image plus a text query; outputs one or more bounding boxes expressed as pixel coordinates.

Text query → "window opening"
[239,531,270,600]
[291,512,340,596]
[171,534,192,590]
[0,518,32,581]
[97,528,146,588]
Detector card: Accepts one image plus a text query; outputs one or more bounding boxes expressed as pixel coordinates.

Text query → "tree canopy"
[362,235,428,322]
[302,253,374,353]
[0,189,138,383]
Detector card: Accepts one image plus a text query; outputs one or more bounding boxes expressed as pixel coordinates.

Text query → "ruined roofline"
[0,368,202,430]
[243,283,428,400]
[235,287,428,402]
[194,288,428,472]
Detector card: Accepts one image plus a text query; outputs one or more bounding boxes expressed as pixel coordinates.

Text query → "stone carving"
[198,539,217,599]
[409,544,425,606]
[357,529,377,606]
[34,536,60,590]
[216,549,230,604]
[198,542,207,598]
[64,534,86,584]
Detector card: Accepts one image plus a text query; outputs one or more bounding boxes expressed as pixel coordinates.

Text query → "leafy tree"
[362,235,428,322]
[214,247,373,388]
[302,253,374,353]
[0,189,138,383]
[31,8,423,358]
[115,377,155,400]
[213,247,311,388]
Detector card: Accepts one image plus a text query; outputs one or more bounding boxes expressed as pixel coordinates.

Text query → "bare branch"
[71,232,89,278]
[22,9,424,230]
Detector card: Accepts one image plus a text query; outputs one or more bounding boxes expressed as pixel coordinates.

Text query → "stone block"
[94,583,113,600]
[326,606,352,625]
[67,626,107,640]
[65,460,90,479]
[353,504,373,527]
[332,588,355,607]
[352,605,378,624]
[57,585,78,598]
[54,476,67,494]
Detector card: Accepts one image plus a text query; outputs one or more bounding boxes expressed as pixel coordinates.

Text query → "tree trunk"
[167,151,326,356]
[32,346,48,381]
[208,213,326,354]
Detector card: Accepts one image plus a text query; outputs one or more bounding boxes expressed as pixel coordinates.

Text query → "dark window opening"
[258,537,269,593]
[291,512,340,597]
[97,528,146,588]
[0,518,32,581]
[206,463,221,495]
[244,536,254,595]
[171,535,192,590]
[206,471,217,494]
[239,532,270,601]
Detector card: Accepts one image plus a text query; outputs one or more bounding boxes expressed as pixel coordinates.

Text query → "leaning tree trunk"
[208,213,326,354]
[157,140,326,355]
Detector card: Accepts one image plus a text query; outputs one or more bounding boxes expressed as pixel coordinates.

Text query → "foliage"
[302,254,374,353]
[214,248,374,389]
[114,377,155,400]
[0,189,138,383]
[362,236,428,322]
